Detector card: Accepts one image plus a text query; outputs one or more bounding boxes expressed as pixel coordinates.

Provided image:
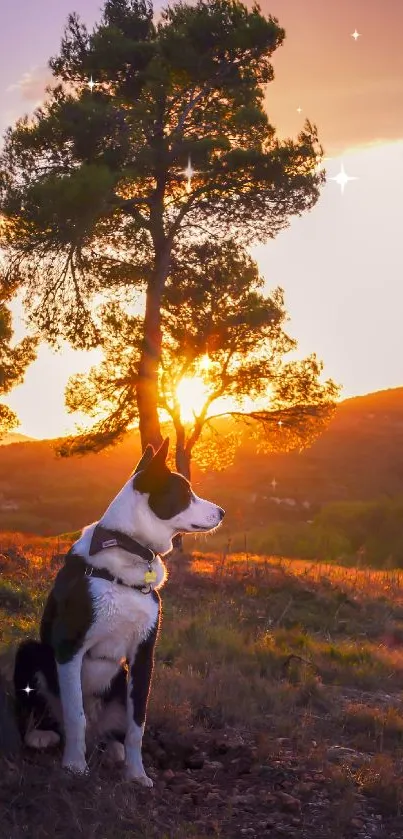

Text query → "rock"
[276,738,292,747]
[232,756,253,774]
[277,792,301,812]
[231,793,256,804]
[204,760,224,771]
[184,754,204,770]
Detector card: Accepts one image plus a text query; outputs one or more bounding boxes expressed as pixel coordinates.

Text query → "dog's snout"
[218,507,225,521]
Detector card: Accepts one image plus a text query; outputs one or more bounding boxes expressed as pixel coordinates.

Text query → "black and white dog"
[13,438,224,786]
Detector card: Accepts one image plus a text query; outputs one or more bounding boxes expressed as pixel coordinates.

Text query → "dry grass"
[2,540,403,835]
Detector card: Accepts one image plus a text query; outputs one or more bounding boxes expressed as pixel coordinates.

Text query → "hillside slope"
[0,387,401,535]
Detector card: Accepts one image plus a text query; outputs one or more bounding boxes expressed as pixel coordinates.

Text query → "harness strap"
[66,552,154,595]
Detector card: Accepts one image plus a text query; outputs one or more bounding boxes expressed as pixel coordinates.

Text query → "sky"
[1,0,403,438]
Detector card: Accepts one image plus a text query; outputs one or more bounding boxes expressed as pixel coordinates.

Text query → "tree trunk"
[172,419,192,554]
[136,246,170,451]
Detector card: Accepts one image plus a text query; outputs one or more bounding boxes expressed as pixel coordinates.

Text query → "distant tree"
[59,240,339,478]
[0,282,37,439]
[0,0,325,453]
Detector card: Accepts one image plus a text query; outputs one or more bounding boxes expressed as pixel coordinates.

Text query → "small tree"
[0,0,325,452]
[59,239,339,475]
[0,281,37,438]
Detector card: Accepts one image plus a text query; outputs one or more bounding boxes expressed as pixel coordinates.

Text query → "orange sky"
[1,0,403,438]
[263,0,403,156]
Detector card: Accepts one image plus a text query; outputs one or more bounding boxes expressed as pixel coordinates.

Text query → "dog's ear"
[152,437,169,467]
[132,444,155,476]
[133,438,170,493]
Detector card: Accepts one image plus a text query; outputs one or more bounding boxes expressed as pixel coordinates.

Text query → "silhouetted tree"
[59,240,339,478]
[0,281,37,438]
[0,0,325,452]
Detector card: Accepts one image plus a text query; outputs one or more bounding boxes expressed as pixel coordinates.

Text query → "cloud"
[7,66,52,104]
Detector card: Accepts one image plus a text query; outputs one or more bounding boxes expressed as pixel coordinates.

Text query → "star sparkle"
[351,29,361,41]
[22,684,34,695]
[183,156,197,194]
[271,478,277,490]
[88,75,97,93]
[296,106,302,114]
[330,162,358,194]
[278,420,283,428]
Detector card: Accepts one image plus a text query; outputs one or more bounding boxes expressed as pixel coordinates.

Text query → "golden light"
[199,353,211,372]
[176,375,210,422]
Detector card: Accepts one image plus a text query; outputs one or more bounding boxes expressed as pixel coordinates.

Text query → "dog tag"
[144,569,157,583]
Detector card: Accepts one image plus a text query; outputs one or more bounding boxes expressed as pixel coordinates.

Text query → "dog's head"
[100,438,225,555]
[133,438,225,537]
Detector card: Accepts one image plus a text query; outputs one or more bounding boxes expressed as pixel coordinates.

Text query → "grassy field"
[1,538,403,837]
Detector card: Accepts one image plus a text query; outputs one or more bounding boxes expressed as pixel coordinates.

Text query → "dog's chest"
[80,579,158,697]
[87,577,158,654]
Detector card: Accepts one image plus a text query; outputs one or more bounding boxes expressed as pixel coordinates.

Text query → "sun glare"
[176,375,210,422]
[199,353,212,372]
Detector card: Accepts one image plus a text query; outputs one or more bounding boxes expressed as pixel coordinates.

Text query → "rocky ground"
[0,721,398,839]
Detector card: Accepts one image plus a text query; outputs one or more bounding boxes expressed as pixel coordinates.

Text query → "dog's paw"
[25,729,60,749]
[62,757,89,776]
[124,766,154,787]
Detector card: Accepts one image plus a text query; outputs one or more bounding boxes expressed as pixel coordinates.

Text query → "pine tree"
[0,0,325,450]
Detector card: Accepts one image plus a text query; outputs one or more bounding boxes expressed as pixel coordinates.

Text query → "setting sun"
[175,355,213,421]
[176,375,210,422]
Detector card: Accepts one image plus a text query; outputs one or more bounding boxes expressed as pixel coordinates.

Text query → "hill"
[0,387,402,537]
[0,433,35,446]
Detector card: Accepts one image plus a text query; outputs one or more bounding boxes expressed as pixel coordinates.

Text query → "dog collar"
[89,525,156,565]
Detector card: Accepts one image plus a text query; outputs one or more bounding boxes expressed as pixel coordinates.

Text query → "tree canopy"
[0,0,325,450]
[59,239,339,476]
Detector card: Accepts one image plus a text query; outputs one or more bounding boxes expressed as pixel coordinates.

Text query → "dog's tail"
[13,639,60,742]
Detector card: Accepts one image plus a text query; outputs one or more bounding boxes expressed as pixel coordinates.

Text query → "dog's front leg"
[57,653,88,774]
[125,622,158,787]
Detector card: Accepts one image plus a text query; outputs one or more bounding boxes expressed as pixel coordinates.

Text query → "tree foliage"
[0,0,325,449]
[0,279,37,438]
[59,240,339,474]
